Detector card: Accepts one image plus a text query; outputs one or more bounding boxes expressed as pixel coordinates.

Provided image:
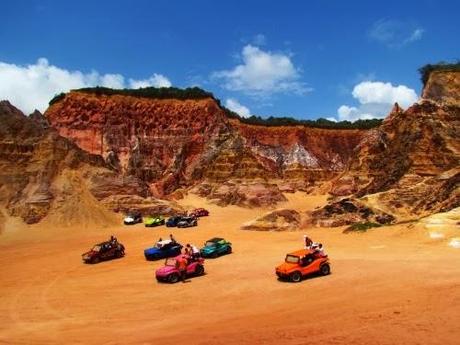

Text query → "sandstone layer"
[316,71,460,224]
[0,101,177,225]
[241,208,301,231]
[45,91,368,207]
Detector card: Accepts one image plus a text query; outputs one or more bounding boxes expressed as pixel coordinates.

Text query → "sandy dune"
[0,193,459,345]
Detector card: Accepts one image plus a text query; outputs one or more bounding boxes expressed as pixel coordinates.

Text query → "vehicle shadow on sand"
[277,272,331,283]
[156,272,207,285]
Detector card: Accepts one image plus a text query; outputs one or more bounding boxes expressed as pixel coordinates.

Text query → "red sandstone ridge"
[421,70,460,105]
[314,70,460,225]
[45,90,368,203]
[231,121,365,180]
[0,101,180,225]
[46,92,233,196]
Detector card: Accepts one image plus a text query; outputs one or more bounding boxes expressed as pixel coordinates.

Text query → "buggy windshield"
[165,258,176,266]
[92,245,101,252]
[205,241,216,247]
[285,255,299,264]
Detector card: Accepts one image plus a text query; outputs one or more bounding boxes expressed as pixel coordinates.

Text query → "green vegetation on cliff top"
[48,86,382,129]
[418,60,460,86]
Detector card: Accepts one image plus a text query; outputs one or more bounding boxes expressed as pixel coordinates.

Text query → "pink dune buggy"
[155,255,205,283]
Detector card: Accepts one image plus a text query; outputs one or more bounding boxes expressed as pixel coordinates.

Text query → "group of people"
[155,234,200,283]
[184,243,200,259]
[177,244,201,283]
[157,234,177,245]
[303,235,326,257]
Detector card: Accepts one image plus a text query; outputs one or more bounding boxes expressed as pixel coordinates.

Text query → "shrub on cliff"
[48,86,381,130]
[225,112,382,130]
[49,92,66,106]
[419,60,460,86]
[75,86,216,101]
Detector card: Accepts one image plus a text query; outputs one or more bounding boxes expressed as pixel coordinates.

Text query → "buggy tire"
[290,271,302,283]
[320,263,331,276]
[168,273,179,283]
[195,265,204,276]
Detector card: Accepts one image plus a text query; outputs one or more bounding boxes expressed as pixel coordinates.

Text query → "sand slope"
[0,194,459,345]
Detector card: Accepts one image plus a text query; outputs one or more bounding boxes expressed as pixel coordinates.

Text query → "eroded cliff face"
[232,121,364,181]
[45,93,233,195]
[331,101,459,196]
[45,91,368,206]
[0,101,180,225]
[422,70,460,105]
[315,71,460,225]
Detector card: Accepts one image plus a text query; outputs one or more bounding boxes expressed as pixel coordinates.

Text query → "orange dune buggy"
[275,248,330,282]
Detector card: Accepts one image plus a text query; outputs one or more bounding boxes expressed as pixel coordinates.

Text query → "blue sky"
[0,0,459,119]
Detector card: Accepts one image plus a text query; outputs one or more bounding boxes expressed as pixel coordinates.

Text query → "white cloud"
[405,28,424,44]
[212,44,310,97]
[369,19,424,47]
[0,58,171,114]
[352,81,418,108]
[335,81,418,121]
[129,73,172,88]
[337,105,376,122]
[225,98,251,117]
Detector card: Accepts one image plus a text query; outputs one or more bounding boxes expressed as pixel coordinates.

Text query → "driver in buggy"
[300,253,315,266]
[110,235,118,245]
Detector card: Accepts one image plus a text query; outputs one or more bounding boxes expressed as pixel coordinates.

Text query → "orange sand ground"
[0,193,459,345]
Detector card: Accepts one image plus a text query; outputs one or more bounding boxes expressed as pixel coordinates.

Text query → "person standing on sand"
[304,235,313,249]
[176,255,188,282]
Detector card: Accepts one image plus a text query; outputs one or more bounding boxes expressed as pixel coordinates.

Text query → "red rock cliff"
[45,91,369,197]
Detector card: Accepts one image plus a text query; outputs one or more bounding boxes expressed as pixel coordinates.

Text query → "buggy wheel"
[91,257,100,264]
[168,273,179,283]
[195,265,204,276]
[290,271,302,283]
[320,263,331,276]
[226,246,232,254]
[211,252,218,258]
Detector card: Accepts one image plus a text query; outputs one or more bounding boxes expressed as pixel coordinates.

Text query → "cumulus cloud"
[225,98,251,117]
[128,73,172,88]
[352,81,418,108]
[335,81,418,121]
[369,19,424,47]
[0,58,172,114]
[212,45,310,97]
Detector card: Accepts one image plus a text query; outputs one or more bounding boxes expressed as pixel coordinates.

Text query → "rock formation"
[315,70,460,224]
[421,70,460,105]
[3,67,457,226]
[241,209,301,231]
[0,101,178,225]
[45,90,368,207]
[309,198,395,227]
[192,180,287,208]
